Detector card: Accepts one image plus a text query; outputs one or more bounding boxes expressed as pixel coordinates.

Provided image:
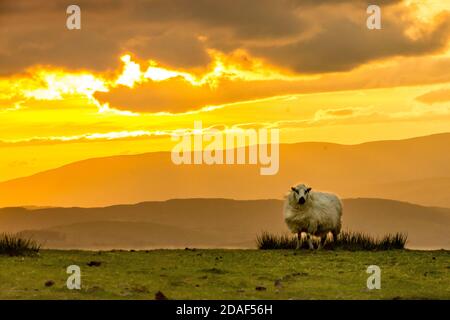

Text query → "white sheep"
[284,183,342,249]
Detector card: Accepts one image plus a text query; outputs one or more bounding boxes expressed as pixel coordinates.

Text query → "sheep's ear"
[306,187,312,193]
[291,187,298,193]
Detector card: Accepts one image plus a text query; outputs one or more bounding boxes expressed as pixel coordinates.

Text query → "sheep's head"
[290,184,312,206]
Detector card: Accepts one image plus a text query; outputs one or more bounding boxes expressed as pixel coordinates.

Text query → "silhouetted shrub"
[0,233,41,256]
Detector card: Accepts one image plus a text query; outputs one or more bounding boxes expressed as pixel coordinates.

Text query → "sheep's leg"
[306,234,315,250]
[318,235,327,250]
[296,232,302,250]
[332,231,339,242]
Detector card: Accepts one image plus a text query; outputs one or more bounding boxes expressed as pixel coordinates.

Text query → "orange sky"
[0,0,449,181]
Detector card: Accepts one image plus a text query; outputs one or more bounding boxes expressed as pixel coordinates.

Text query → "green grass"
[0,233,41,256]
[0,249,448,299]
[256,231,407,250]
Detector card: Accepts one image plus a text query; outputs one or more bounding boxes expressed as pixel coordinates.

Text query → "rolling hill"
[0,133,449,208]
[1,198,448,250]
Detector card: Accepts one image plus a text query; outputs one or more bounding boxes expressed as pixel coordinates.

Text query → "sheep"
[283,183,342,250]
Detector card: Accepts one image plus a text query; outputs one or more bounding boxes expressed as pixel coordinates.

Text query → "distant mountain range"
[1,198,448,250]
[0,133,449,208]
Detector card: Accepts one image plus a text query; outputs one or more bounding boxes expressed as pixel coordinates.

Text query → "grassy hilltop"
[0,249,448,300]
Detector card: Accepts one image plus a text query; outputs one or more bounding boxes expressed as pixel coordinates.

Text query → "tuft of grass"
[256,232,298,250]
[256,230,407,251]
[0,233,41,256]
[335,231,407,251]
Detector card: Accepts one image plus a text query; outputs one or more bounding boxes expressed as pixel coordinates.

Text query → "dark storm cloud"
[133,0,305,39]
[122,29,211,68]
[0,0,448,75]
[252,7,450,73]
[0,0,210,74]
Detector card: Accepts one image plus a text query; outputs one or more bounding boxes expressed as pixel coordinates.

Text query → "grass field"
[0,249,448,300]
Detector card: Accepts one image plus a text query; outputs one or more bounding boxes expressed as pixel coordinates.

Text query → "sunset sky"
[0,0,449,181]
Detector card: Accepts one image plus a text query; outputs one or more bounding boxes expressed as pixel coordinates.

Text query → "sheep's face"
[290,184,312,206]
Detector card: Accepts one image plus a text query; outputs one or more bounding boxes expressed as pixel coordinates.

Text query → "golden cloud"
[416,88,450,104]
